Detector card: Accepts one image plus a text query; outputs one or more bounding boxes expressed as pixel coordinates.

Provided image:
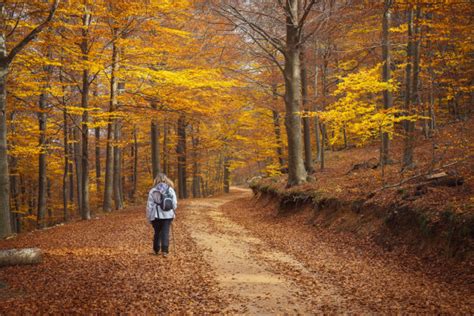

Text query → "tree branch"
[6,0,60,64]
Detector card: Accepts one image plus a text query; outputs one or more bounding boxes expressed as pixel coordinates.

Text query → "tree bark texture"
[176,115,187,198]
[0,248,42,267]
[301,44,313,174]
[319,60,329,171]
[150,102,161,179]
[271,84,285,169]
[163,122,169,175]
[103,40,118,212]
[62,108,69,222]
[381,0,393,165]
[9,134,20,233]
[73,118,83,213]
[313,62,322,163]
[320,123,326,170]
[131,126,138,199]
[284,0,307,186]
[113,120,123,210]
[191,125,201,198]
[223,157,230,193]
[37,92,48,228]
[94,126,101,198]
[80,12,91,220]
[272,109,285,169]
[0,18,12,238]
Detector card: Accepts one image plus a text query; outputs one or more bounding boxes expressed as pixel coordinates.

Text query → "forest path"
[184,187,358,314]
[0,188,472,314]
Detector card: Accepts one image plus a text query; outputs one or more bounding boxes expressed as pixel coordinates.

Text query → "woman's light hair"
[153,173,174,188]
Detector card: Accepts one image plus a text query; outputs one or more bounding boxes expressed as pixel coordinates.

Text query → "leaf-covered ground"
[0,188,472,314]
[221,190,473,314]
[0,202,227,314]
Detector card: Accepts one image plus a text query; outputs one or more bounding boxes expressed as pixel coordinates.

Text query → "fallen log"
[425,172,447,180]
[426,176,464,187]
[0,248,43,267]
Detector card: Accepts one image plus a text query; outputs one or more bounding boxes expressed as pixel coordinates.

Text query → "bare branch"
[6,0,60,64]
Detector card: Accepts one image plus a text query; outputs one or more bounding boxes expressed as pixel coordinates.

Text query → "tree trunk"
[319,59,329,171]
[73,118,83,214]
[320,123,326,170]
[223,157,230,193]
[0,23,12,238]
[427,15,436,134]
[131,125,138,199]
[163,122,169,175]
[191,125,201,198]
[80,12,91,220]
[103,40,118,212]
[103,121,114,212]
[176,115,187,198]
[113,120,123,210]
[402,6,416,169]
[271,84,285,169]
[10,170,20,233]
[8,112,20,233]
[0,248,42,266]
[150,102,161,179]
[314,115,322,162]
[37,91,48,228]
[342,125,348,149]
[81,70,90,220]
[68,126,74,204]
[381,0,393,165]
[63,108,69,222]
[300,44,313,174]
[411,7,422,132]
[313,62,322,163]
[60,66,70,222]
[429,78,436,131]
[94,126,101,199]
[271,109,285,168]
[284,0,307,186]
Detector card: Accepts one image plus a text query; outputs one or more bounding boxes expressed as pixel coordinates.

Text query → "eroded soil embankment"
[221,189,473,313]
[251,181,473,268]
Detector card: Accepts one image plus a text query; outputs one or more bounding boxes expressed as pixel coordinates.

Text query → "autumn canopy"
[0,0,472,238]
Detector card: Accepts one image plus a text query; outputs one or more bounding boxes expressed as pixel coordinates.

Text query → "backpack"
[155,187,174,212]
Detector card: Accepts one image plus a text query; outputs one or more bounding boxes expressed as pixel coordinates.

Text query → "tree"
[381,0,393,165]
[217,0,321,186]
[0,0,59,238]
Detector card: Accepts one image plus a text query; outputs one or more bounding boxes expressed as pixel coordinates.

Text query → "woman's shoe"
[162,252,168,257]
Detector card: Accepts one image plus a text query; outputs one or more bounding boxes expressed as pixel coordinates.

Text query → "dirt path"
[185,188,361,314]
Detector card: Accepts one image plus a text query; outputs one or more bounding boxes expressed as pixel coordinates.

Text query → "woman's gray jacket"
[146,185,177,222]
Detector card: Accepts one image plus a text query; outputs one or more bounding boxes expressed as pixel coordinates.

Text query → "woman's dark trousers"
[151,219,173,253]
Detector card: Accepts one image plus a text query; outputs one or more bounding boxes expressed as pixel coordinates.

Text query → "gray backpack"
[154,188,173,212]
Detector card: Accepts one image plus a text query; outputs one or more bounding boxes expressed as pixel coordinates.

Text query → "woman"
[146,173,178,257]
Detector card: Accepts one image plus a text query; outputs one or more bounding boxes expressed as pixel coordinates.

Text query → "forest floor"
[1,188,472,314]
[253,118,473,216]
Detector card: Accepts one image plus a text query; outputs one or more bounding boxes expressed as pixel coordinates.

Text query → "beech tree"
[0,0,59,238]
[217,0,322,186]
